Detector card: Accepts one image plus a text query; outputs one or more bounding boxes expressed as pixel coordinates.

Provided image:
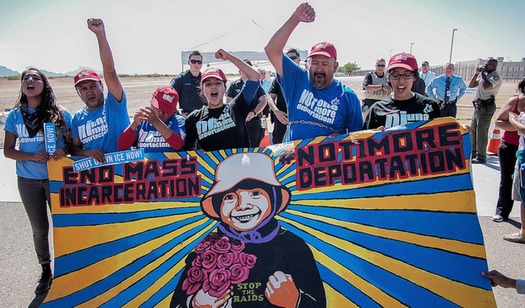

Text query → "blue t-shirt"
[134,114,186,152]
[4,107,72,179]
[71,91,130,153]
[277,56,363,141]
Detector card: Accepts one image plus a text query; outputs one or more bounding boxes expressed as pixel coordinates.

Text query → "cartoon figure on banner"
[171,152,325,307]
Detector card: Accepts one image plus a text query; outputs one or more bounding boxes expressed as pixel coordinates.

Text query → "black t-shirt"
[411,78,426,96]
[227,78,266,107]
[364,93,441,129]
[170,71,206,113]
[268,78,287,112]
[184,90,254,151]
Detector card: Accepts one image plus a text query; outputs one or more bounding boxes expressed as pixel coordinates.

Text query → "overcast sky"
[1,0,523,74]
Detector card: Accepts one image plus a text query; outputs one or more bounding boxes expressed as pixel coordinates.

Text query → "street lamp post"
[449,28,458,63]
[410,43,414,54]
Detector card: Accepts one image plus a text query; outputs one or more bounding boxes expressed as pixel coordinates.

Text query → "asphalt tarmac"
[0,155,524,307]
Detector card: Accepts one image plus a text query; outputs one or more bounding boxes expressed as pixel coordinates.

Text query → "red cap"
[309,42,337,59]
[74,69,101,86]
[387,52,418,72]
[201,68,227,83]
[151,86,179,116]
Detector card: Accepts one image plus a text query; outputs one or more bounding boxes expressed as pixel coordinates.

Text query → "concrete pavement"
[0,154,524,307]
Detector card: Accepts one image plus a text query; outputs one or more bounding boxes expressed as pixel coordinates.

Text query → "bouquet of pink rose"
[182,233,257,297]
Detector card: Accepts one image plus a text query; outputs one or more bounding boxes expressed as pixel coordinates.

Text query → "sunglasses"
[376,64,385,67]
[289,55,299,60]
[190,59,203,65]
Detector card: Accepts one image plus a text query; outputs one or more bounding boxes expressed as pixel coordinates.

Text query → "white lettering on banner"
[197,113,236,139]
[44,123,57,155]
[72,149,145,172]
[297,89,338,125]
[384,111,429,128]
[125,150,142,159]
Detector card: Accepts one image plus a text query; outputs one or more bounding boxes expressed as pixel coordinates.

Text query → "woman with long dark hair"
[3,67,72,294]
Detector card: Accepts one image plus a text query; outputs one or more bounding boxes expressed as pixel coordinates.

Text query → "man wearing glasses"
[364,52,440,129]
[170,50,206,117]
[362,58,392,116]
[264,3,363,142]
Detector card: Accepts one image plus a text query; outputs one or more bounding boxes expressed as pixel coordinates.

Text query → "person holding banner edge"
[482,270,525,294]
[70,18,130,163]
[3,67,72,294]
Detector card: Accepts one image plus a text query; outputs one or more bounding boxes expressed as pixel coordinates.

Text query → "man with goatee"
[264,3,362,142]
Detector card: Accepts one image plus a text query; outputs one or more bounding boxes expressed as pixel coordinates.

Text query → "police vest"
[364,72,390,100]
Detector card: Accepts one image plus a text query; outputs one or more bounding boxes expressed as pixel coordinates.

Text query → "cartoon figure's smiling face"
[220,188,272,231]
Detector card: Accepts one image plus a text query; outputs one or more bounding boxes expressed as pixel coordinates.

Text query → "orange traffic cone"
[486,128,500,156]
[260,115,270,147]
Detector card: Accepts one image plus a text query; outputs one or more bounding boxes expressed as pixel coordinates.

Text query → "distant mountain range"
[0,66,100,77]
[0,66,20,77]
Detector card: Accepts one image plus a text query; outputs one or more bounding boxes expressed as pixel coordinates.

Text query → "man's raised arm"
[264,3,315,77]
[87,18,123,102]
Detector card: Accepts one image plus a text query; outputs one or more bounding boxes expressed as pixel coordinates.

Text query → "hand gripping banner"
[43,118,496,307]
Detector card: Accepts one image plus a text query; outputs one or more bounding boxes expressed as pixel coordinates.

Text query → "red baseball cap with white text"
[74,69,101,86]
[309,42,337,59]
[151,86,179,116]
[387,53,418,72]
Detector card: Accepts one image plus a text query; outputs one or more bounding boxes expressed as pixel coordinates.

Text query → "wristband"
[252,110,257,116]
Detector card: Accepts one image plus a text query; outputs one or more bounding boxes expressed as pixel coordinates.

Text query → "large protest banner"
[42,118,496,307]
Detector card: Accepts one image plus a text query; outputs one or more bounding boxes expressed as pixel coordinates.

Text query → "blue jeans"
[516,151,525,203]
[17,176,52,264]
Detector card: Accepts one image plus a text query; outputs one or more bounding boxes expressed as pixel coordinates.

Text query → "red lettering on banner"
[59,156,201,207]
[295,123,465,190]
